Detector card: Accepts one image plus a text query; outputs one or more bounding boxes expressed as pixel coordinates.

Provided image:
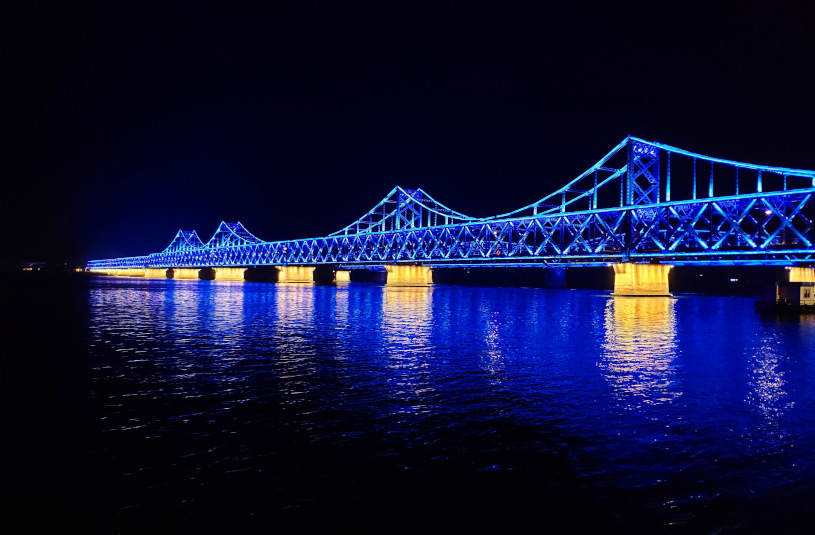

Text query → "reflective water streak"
[600,297,680,407]
[81,278,815,533]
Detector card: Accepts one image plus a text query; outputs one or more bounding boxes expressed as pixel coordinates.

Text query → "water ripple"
[83,278,815,532]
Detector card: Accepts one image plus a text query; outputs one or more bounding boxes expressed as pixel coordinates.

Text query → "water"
[2,275,815,533]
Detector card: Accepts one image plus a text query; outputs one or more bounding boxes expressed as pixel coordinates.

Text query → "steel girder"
[87,136,815,271]
[87,189,814,270]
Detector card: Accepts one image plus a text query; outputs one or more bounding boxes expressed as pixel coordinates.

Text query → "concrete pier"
[104,268,145,277]
[335,270,351,282]
[543,267,567,288]
[612,263,672,296]
[385,265,432,286]
[121,268,144,277]
[789,267,815,283]
[277,265,315,283]
[171,268,200,279]
[144,268,169,278]
[312,265,338,284]
[214,267,247,281]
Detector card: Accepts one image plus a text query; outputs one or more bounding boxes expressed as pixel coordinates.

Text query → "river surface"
[2,274,815,533]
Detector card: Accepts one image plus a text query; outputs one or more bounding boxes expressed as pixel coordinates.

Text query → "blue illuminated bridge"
[88,136,815,295]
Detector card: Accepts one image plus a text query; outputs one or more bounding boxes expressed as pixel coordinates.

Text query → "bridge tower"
[627,139,661,206]
[613,139,673,296]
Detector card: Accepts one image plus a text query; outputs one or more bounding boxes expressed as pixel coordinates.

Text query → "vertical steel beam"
[593,169,598,209]
[692,158,697,200]
[626,138,633,206]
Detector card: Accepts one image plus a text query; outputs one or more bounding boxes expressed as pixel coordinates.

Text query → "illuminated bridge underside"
[87,136,815,271]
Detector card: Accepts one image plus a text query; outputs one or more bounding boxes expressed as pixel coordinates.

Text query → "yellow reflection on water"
[381,286,433,348]
[381,286,435,413]
[273,284,319,401]
[275,283,316,332]
[600,297,680,406]
[164,281,202,333]
[207,281,246,339]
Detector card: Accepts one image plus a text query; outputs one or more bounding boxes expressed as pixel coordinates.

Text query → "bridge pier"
[170,268,200,280]
[213,267,247,281]
[789,267,815,283]
[144,268,170,278]
[311,265,338,284]
[199,267,216,280]
[335,270,351,282]
[543,267,567,288]
[612,263,672,296]
[277,265,315,283]
[385,265,432,286]
[111,268,144,277]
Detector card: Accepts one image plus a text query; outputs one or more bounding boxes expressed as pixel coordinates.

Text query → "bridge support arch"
[612,263,672,296]
[169,268,200,279]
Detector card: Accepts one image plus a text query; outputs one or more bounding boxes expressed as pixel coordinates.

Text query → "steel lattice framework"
[87,136,815,270]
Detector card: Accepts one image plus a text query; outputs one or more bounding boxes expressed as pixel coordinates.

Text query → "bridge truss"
[87,136,815,270]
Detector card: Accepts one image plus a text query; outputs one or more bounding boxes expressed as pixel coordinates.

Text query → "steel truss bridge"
[87,136,815,271]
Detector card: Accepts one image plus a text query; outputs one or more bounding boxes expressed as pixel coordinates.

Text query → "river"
[2,274,814,533]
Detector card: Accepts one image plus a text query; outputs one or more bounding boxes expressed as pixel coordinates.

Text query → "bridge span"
[88,136,815,295]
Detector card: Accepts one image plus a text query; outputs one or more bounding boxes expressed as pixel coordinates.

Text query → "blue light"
[87,137,815,271]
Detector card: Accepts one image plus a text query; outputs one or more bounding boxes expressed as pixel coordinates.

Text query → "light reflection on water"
[86,278,815,532]
[745,329,793,421]
[600,297,680,408]
[381,286,435,415]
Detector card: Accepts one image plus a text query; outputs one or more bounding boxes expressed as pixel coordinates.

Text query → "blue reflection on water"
[86,278,815,532]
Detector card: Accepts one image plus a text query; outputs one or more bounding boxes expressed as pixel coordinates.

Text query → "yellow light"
[385,265,431,286]
[612,263,672,296]
[277,265,315,282]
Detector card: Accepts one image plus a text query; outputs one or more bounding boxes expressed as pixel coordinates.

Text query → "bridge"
[87,136,815,295]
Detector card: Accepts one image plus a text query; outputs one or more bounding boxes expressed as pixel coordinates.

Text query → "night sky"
[5,0,814,264]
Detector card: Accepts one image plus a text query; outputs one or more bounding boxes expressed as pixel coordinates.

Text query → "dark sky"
[4,0,814,263]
